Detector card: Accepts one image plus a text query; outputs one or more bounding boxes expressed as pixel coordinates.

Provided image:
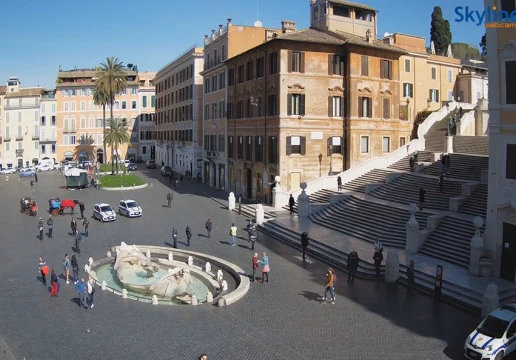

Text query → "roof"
[58,69,138,79]
[461,60,488,70]
[276,28,346,45]
[329,0,377,11]
[5,88,42,98]
[490,308,516,322]
[0,86,6,95]
[330,30,407,54]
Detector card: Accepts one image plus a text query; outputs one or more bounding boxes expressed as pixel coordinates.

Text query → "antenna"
[256,0,259,21]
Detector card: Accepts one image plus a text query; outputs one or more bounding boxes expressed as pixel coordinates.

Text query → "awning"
[63,151,73,156]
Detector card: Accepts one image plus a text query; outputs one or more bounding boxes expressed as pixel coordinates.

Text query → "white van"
[36,158,55,171]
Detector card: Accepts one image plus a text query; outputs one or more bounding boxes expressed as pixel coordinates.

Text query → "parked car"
[118,199,142,217]
[127,163,137,171]
[19,169,36,177]
[37,164,54,172]
[136,156,143,163]
[161,166,173,177]
[146,160,157,169]
[464,303,516,360]
[92,203,117,222]
[1,168,16,174]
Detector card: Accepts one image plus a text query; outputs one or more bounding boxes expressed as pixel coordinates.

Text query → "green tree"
[430,6,452,55]
[92,88,109,163]
[103,118,130,174]
[480,33,487,59]
[451,43,482,60]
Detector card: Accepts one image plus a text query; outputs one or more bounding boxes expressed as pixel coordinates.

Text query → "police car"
[92,203,117,222]
[118,199,142,217]
[464,303,516,360]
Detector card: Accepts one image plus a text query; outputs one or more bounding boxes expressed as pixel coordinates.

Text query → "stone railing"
[459,110,476,136]
[417,101,458,139]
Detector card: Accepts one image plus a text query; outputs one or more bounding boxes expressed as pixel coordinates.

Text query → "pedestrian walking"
[258,252,270,283]
[79,201,85,219]
[71,255,79,284]
[37,218,44,240]
[252,252,259,283]
[167,191,173,207]
[50,268,59,297]
[87,277,95,308]
[185,225,192,246]
[75,229,82,252]
[347,250,359,283]
[288,194,295,215]
[47,216,53,238]
[373,251,383,278]
[34,173,38,183]
[440,156,446,174]
[70,217,77,236]
[439,173,444,194]
[172,227,178,248]
[63,254,71,284]
[337,175,342,191]
[75,278,88,309]
[230,223,237,246]
[39,257,48,285]
[30,180,34,190]
[205,219,212,238]
[419,188,425,211]
[301,232,309,261]
[322,268,336,304]
[83,218,89,236]
[407,260,416,295]
[249,227,257,250]
[409,155,415,172]
[445,154,451,175]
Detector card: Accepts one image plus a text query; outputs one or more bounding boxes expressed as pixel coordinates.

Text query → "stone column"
[476,98,489,136]
[469,217,484,276]
[385,251,400,283]
[255,204,264,225]
[297,183,310,217]
[228,192,235,211]
[481,283,500,318]
[445,136,454,153]
[405,203,420,254]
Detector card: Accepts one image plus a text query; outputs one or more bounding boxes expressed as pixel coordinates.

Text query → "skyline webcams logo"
[455,6,516,28]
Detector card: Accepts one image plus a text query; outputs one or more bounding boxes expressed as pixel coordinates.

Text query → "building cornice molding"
[427,59,462,68]
[499,40,516,58]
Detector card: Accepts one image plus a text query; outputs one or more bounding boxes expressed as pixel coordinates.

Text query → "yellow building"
[55,69,140,164]
[484,0,516,281]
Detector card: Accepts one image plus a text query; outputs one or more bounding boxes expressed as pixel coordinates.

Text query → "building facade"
[3,78,43,169]
[55,69,140,164]
[39,90,58,163]
[154,47,204,177]
[0,85,5,168]
[137,72,156,162]
[226,0,409,202]
[200,19,281,190]
[456,60,489,105]
[484,0,516,282]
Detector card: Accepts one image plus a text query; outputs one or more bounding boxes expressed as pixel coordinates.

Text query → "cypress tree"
[480,33,487,59]
[430,6,452,55]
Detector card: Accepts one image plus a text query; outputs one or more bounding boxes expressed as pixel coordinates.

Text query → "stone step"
[388,151,434,172]
[453,136,489,156]
[419,154,488,181]
[283,189,338,213]
[458,184,488,218]
[232,205,276,221]
[340,169,391,193]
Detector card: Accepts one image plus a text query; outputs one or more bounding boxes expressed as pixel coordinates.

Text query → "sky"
[1,0,486,88]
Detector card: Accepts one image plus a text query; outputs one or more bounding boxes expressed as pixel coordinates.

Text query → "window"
[228,136,234,158]
[89,118,94,128]
[41,144,46,154]
[269,52,278,74]
[237,136,244,159]
[429,89,440,102]
[238,65,244,83]
[143,96,148,108]
[312,6,319,19]
[52,104,56,113]
[211,76,217,92]
[501,0,516,15]
[287,94,305,116]
[382,98,390,119]
[431,67,437,80]
[236,101,243,118]
[358,97,372,118]
[245,136,253,160]
[267,94,277,116]
[403,83,413,98]
[246,61,254,81]
[329,55,345,75]
[289,52,304,73]
[286,136,306,155]
[132,101,137,109]
[333,5,350,17]
[80,101,86,111]
[5,143,8,151]
[80,118,86,129]
[5,112,8,123]
[328,136,344,155]
[151,96,156,107]
[71,102,76,111]
[219,134,225,152]
[506,61,516,104]
[34,141,38,150]
[268,136,278,163]
[51,116,56,126]
[448,90,454,101]
[70,135,76,145]
[404,59,411,72]
[447,69,453,82]
[380,60,392,79]
[97,134,103,145]
[400,137,406,147]
[227,102,233,119]
[41,116,46,126]
[361,56,369,76]
[382,137,390,153]
[219,101,225,118]
[204,104,209,120]
[245,99,252,118]
[257,97,263,117]
[506,144,516,179]
[212,103,217,119]
[131,87,137,95]
[219,72,225,89]
[257,57,265,78]
[255,136,264,162]
[330,96,343,117]
[360,136,369,153]
[221,44,226,61]
[228,69,235,86]
[204,79,209,94]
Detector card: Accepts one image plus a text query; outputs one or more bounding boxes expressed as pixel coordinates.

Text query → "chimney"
[366,29,373,44]
[227,18,232,25]
[281,20,296,34]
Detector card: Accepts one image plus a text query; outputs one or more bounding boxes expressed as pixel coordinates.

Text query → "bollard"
[88,257,93,265]
[217,297,226,307]
[191,295,198,305]
[216,270,223,282]
[101,281,107,290]
[205,262,211,273]
[84,264,90,273]
[222,280,228,291]
[152,295,158,305]
[206,292,213,303]
[121,289,128,298]
[168,252,173,262]
[146,250,151,259]
[106,251,112,258]
[187,256,193,266]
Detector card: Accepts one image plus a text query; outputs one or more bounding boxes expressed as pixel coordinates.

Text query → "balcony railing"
[15,135,23,140]
[63,126,77,133]
[15,149,24,156]
[4,136,11,141]
[40,137,57,143]
[5,103,39,110]
[204,25,228,46]
[32,134,40,140]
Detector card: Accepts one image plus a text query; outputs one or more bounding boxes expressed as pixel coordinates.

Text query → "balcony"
[4,136,11,141]
[32,134,40,140]
[15,135,24,140]
[15,149,24,156]
[63,126,77,133]
[40,137,57,143]
[205,151,217,158]
[5,103,39,110]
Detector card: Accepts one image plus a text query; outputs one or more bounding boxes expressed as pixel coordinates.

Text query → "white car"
[464,303,516,360]
[118,200,142,217]
[123,160,131,168]
[92,203,117,222]
[1,168,16,174]
[37,164,54,172]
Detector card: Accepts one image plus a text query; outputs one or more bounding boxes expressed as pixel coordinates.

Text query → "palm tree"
[103,118,130,174]
[92,88,109,163]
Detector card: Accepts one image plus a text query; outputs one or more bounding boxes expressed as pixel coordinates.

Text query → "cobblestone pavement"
[0,168,480,360]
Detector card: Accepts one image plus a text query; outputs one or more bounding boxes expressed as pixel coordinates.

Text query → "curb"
[101,183,149,191]
[0,336,15,360]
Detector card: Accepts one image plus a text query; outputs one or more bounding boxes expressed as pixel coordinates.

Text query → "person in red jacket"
[252,253,259,283]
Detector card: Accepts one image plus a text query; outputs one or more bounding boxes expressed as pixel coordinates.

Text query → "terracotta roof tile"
[277,28,346,45]
[329,0,376,11]
[5,88,42,98]
[330,30,407,54]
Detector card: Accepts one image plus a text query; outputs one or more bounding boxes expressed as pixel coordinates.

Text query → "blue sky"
[1,0,485,88]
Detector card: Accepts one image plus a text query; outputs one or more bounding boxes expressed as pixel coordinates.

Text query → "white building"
[3,78,42,169]
[456,60,489,105]
[0,85,5,169]
[137,72,156,161]
[39,90,57,164]
[154,47,204,177]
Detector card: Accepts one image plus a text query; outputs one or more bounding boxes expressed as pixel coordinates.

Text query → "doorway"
[17,159,23,168]
[501,222,516,281]
[246,168,252,199]
[290,172,301,190]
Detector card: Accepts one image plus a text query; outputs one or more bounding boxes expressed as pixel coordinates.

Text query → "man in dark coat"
[419,188,425,211]
[185,225,192,246]
[172,227,178,248]
[205,219,212,238]
[38,218,44,240]
[409,156,415,172]
[79,202,85,219]
[47,216,53,238]
[347,250,359,283]
[288,195,295,215]
[301,232,309,261]
[373,251,383,278]
[407,260,415,295]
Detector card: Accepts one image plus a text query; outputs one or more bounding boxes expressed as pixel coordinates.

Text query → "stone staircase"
[283,189,337,213]
[423,115,450,152]
[369,173,464,211]
[388,151,434,171]
[453,136,489,156]
[309,196,431,248]
[458,184,488,218]
[340,169,392,193]
[232,204,276,221]
[419,217,485,268]
[419,154,488,181]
